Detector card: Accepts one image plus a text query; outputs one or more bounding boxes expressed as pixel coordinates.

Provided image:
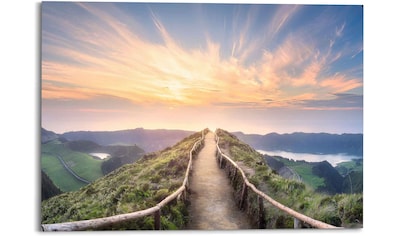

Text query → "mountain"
[61,128,195,152]
[312,161,344,194]
[41,128,59,143]
[233,132,363,156]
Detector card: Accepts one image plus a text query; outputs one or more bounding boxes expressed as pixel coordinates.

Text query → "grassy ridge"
[41,130,206,229]
[216,129,362,228]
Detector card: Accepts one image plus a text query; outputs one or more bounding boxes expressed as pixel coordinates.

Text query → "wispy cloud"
[42,3,362,112]
[335,22,346,37]
[269,5,300,39]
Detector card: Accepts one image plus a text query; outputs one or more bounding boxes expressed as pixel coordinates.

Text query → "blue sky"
[41,2,363,134]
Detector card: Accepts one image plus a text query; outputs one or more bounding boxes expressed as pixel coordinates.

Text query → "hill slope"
[41,130,206,229]
[217,129,362,228]
[41,170,62,200]
[41,138,145,192]
[265,155,349,194]
[64,139,145,175]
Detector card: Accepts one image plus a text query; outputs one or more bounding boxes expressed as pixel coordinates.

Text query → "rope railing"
[41,130,206,231]
[214,132,340,229]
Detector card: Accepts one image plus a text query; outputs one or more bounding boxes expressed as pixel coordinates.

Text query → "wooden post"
[184,187,189,202]
[258,195,266,229]
[294,217,300,229]
[232,168,237,182]
[239,183,247,210]
[154,210,161,230]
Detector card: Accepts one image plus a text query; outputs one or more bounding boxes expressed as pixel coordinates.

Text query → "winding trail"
[187,132,253,230]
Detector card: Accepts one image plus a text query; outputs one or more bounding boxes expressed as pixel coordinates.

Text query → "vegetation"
[41,170,62,201]
[267,155,325,190]
[216,129,362,228]
[41,140,104,191]
[41,130,206,230]
[336,159,363,194]
[41,148,87,192]
[100,145,145,175]
[41,138,145,192]
[336,159,363,175]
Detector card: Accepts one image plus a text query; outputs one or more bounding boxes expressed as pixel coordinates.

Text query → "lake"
[256,150,362,167]
[89,153,111,160]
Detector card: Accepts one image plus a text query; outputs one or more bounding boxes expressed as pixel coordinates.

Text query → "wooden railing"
[214,132,340,229]
[41,130,206,231]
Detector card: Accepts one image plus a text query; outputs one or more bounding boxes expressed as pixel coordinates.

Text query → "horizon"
[41,3,363,135]
[42,125,363,136]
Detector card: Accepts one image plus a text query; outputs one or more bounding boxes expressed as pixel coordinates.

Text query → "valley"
[41,127,363,229]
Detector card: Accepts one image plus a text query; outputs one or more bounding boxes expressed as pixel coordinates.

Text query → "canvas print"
[40,2,363,230]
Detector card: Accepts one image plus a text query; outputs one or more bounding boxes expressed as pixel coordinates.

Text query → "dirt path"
[186,132,253,230]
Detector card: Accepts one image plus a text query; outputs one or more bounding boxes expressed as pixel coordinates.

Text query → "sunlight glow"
[41,3,363,134]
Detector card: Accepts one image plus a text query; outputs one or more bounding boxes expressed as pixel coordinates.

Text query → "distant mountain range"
[233,132,363,156]
[61,128,195,153]
[42,127,195,153]
[41,128,362,228]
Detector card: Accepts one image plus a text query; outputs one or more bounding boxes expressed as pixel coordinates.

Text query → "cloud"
[42,3,362,112]
[300,93,363,110]
[335,22,346,37]
[320,74,363,93]
[269,5,301,39]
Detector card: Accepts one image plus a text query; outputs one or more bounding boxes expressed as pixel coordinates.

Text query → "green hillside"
[41,138,145,193]
[336,159,363,193]
[41,130,206,229]
[335,159,363,175]
[41,170,62,200]
[41,139,104,192]
[216,129,362,228]
[267,155,325,190]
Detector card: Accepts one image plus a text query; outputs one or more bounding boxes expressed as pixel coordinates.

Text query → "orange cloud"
[42,3,362,111]
[320,74,363,93]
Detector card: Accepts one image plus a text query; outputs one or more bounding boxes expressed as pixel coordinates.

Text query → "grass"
[335,159,363,175]
[41,140,105,191]
[41,130,206,229]
[41,153,86,192]
[216,128,363,228]
[273,156,325,190]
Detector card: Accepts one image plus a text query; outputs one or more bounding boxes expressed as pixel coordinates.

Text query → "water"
[89,153,110,160]
[257,150,362,167]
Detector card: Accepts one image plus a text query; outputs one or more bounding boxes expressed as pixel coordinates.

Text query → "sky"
[41,2,363,135]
